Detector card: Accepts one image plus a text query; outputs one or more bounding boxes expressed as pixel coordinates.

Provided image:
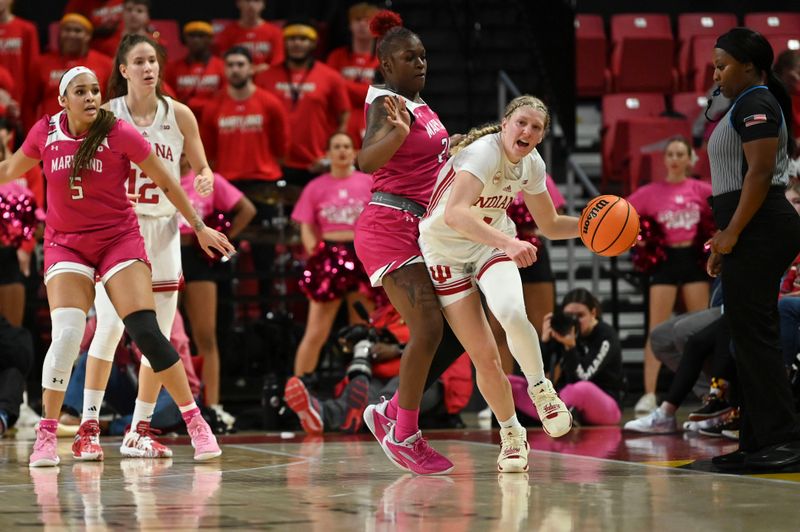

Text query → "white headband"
[58,66,97,96]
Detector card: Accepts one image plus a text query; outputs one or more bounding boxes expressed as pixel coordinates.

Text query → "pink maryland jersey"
[364,86,449,207]
[419,132,547,263]
[21,112,151,233]
[108,95,184,218]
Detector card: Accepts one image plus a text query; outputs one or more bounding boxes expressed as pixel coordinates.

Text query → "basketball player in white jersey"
[72,34,221,461]
[419,95,579,472]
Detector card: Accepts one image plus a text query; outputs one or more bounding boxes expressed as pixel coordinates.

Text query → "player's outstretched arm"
[0,150,39,185]
[524,190,579,240]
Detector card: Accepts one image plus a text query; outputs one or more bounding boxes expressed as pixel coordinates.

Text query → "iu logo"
[429,265,452,284]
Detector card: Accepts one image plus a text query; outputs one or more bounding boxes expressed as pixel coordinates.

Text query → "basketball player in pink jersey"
[356,10,459,475]
[0,66,234,467]
[75,34,221,462]
[419,95,579,472]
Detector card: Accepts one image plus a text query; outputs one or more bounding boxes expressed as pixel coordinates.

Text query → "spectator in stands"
[625,287,738,436]
[25,14,113,130]
[0,117,41,328]
[64,0,124,58]
[326,2,380,148]
[165,21,225,119]
[778,179,800,368]
[256,19,350,187]
[290,132,374,377]
[214,0,284,73]
[201,46,288,316]
[774,49,800,153]
[0,0,39,117]
[0,315,33,437]
[284,298,473,434]
[514,288,623,426]
[178,151,256,429]
[627,136,713,415]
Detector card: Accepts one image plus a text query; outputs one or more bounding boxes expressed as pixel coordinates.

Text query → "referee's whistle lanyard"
[284,60,315,110]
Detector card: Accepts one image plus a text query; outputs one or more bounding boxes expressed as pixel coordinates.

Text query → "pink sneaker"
[30,426,60,467]
[284,376,323,435]
[363,397,395,445]
[187,414,222,461]
[363,398,406,470]
[72,420,104,461]
[382,426,454,475]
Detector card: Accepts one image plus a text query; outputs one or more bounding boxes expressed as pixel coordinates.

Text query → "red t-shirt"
[0,16,40,105]
[255,61,350,169]
[64,0,124,58]
[213,21,284,68]
[201,87,289,182]
[326,47,378,148]
[25,50,113,130]
[165,55,226,118]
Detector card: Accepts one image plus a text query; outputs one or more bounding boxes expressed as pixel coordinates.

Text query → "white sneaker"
[17,401,41,428]
[497,426,529,473]
[477,406,492,420]
[529,379,572,438]
[624,407,678,434]
[634,393,658,416]
[120,422,173,458]
[209,404,236,431]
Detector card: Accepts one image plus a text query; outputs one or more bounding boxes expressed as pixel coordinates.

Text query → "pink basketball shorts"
[44,223,150,284]
[354,203,425,287]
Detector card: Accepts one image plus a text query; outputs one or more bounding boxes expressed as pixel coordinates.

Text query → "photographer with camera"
[509,288,624,426]
[284,300,473,435]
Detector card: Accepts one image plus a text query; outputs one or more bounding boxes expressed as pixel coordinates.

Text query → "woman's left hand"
[196,226,236,258]
[193,173,213,198]
[708,228,738,255]
[551,329,576,349]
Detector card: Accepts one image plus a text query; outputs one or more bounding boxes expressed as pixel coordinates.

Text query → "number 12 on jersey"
[127,169,160,204]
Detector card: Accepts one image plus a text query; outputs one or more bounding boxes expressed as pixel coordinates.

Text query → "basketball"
[579,195,640,257]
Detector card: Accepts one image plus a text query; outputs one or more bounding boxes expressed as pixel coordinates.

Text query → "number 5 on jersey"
[127,168,160,204]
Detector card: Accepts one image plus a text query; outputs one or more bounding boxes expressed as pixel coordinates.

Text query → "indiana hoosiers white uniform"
[89,96,185,361]
[418,132,547,307]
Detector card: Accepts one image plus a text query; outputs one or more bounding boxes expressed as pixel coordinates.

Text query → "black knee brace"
[123,310,180,372]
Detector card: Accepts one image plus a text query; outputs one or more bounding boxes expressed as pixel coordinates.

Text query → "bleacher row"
[578,11,800,195]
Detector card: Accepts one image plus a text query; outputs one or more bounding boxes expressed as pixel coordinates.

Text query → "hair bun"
[369,10,403,38]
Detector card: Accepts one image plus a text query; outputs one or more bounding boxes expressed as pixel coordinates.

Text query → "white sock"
[526,374,546,390]
[499,414,522,430]
[82,389,105,423]
[179,401,198,414]
[131,400,156,430]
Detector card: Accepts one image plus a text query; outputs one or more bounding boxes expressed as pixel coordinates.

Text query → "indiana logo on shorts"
[429,265,452,284]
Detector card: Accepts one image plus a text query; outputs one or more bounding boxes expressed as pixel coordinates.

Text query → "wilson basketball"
[579,195,640,257]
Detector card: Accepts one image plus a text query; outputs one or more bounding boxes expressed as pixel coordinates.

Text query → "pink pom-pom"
[299,242,371,302]
[631,215,668,275]
[0,193,39,248]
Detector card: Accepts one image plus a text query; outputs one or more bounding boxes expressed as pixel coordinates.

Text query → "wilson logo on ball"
[579,195,640,257]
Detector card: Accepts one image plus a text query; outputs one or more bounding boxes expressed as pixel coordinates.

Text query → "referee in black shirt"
[706,27,800,470]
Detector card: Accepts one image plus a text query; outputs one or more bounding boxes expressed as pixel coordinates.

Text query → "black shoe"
[699,410,740,438]
[688,396,733,421]
[745,441,800,471]
[711,449,748,470]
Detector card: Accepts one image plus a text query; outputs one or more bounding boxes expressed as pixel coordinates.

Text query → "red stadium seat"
[625,118,692,193]
[600,93,666,192]
[689,36,719,92]
[676,13,737,90]
[743,12,800,37]
[575,14,608,98]
[150,19,187,62]
[609,13,676,92]
[672,91,708,125]
[765,35,800,58]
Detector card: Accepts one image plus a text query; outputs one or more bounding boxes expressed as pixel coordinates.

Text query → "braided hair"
[450,95,550,156]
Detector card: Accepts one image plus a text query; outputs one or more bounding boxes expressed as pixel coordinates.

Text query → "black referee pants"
[715,188,800,451]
